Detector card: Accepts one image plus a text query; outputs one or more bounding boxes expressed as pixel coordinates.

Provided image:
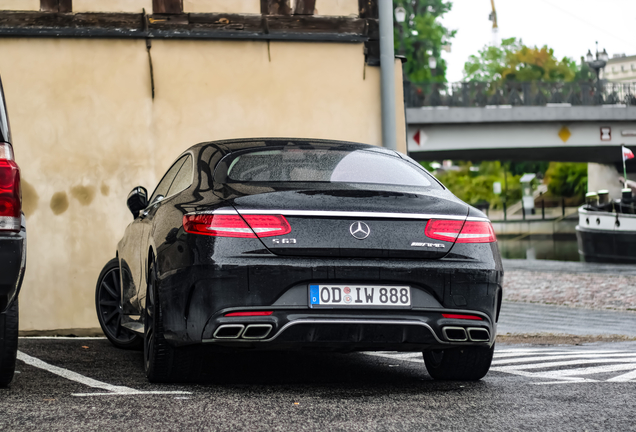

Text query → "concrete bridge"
[406,105,636,163]
[404,81,636,164]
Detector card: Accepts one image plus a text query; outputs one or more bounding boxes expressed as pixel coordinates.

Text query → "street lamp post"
[428,55,437,77]
[394,6,406,56]
[585,41,609,104]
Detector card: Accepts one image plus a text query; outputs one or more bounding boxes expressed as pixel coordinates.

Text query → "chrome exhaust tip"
[467,327,490,342]
[242,324,273,339]
[213,324,245,339]
[442,326,468,342]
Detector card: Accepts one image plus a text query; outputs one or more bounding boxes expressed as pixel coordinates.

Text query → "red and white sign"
[600,127,611,141]
[412,129,427,146]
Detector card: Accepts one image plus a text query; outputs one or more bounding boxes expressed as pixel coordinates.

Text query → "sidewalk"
[498,301,636,336]
[502,259,636,312]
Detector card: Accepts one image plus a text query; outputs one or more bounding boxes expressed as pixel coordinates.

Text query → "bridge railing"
[404,81,636,108]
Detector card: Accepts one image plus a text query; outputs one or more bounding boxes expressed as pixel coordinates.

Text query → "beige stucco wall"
[183,0,261,14]
[0,0,360,15]
[182,0,358,16]
[315,0,358,16]
[73,0,153,13]
[0,0,39,11]
[2,37,405,331]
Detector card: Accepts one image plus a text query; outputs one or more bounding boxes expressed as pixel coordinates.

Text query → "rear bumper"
[155,253,502,349]
[201,310,495,352]
[0,215,26,312]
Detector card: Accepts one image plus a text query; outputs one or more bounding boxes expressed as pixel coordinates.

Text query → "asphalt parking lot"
[3,338,636,431]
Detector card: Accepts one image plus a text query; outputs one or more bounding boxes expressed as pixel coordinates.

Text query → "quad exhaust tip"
[242,324,273,339]
[442,326,490,342]
[213,324,273,340]
[442,326,467,342]
[213,324,245,339]
[467,327,490,342]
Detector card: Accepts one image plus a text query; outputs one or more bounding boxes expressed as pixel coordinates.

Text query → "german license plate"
[309,284,411,308]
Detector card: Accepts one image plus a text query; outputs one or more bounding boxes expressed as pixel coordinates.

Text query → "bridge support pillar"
[588,163,623,199]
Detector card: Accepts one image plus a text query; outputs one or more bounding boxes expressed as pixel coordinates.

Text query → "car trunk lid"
[229,188,469,259]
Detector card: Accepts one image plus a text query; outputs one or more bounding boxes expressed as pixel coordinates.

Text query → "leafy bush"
[434,161,521,209]
[544,162,588,197]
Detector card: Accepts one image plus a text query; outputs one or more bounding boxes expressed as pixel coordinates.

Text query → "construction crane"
[489,0,499,46]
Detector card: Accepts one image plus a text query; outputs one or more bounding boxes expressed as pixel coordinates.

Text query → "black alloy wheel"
[95,258,142,350]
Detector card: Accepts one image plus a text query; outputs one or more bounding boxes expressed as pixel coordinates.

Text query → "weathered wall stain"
[70,184,96,206]
[20,178,39,217]
[100,182,110,196]
[3,35,403,332]
[50,191,69,215]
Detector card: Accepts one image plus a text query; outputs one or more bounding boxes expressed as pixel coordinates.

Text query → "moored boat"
[576,189,636,263]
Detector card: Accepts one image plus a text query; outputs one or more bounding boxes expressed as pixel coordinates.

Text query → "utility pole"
[378,0,397,151]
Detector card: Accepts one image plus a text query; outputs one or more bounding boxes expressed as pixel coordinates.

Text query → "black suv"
[0,77,25,387]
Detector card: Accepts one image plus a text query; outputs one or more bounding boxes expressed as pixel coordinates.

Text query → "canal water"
[497,235,580,262]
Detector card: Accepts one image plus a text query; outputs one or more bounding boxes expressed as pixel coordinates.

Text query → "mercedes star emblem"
[350,221,371,240]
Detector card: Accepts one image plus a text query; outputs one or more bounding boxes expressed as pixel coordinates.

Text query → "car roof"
[189,138,398,155]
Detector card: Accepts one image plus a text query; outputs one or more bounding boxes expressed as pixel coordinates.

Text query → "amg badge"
[411,242,445,248]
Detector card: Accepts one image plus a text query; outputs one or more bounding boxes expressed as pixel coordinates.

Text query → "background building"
[1,0,406,333]
[601,54,636,83]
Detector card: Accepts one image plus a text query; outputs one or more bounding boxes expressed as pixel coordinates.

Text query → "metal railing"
[404,81,636,108]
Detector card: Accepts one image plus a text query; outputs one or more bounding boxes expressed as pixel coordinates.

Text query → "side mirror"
[127,186,148,217]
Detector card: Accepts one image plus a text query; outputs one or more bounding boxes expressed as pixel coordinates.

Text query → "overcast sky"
[439,0,636,82]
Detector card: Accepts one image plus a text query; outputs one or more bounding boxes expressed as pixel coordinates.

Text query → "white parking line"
[365,348,636,384]
[17,351,191,397]
[492,357,636,371]
[493,350,623,358]
[492,352,636,365]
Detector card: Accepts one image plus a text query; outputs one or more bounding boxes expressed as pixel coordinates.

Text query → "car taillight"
[442,313,483,320]
[0,143,20,232]
[425,219,496,243]
[182,214,291,238]
[225,311,274,317]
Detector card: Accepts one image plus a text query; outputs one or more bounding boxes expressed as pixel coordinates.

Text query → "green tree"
[393,0,456,83]
[509,161,549,177]
[434,161,522,209]
[544,162,588,197]
[463,37,580,83]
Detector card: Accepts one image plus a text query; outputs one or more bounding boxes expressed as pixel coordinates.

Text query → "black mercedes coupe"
[95,139,503,383]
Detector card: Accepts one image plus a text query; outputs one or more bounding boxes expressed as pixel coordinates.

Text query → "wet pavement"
[3,258,635,430]
[2,338,636,431]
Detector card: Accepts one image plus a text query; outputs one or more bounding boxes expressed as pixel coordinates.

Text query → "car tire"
[144,261,202,383]
[0,299,19,387]
[95,258,142,350]
[144,260,174,383]
[423,344,495,381]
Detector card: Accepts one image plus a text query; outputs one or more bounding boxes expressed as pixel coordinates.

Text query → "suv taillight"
[183,214,291,238]
[0,143,20,232]
[425,219,496,243]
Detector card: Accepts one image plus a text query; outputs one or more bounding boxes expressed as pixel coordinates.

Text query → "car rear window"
[220,148,438,188]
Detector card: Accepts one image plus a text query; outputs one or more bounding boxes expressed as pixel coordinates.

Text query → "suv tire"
[0,299,19,387]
